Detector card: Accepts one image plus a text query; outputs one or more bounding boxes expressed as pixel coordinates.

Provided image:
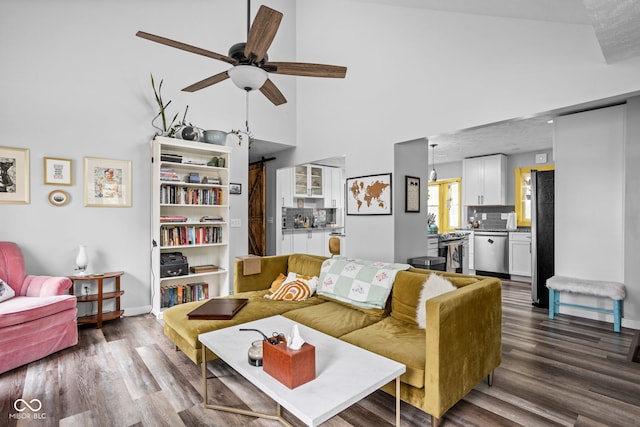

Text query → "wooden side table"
[69,271,124,328]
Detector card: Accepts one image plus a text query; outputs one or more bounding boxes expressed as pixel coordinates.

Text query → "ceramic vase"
[75,244,88,275]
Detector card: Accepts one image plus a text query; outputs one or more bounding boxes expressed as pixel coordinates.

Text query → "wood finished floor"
[1,280,639,427]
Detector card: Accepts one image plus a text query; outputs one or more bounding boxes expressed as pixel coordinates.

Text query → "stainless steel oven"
[438,232,470,274]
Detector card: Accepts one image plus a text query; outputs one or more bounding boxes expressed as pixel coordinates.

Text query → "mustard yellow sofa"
[162,254,502,426]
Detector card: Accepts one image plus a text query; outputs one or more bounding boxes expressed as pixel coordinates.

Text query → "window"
[514,166,555,226]
[427,178,461,232]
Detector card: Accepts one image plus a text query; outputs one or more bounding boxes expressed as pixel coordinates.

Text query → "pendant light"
[429,143,438,182]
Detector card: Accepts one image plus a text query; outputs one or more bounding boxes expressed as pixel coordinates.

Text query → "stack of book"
[160,168,180,181]
[160,282,209,308]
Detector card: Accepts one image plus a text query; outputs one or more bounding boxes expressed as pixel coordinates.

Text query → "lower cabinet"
[509,232,532,279]
[279,230,330,256]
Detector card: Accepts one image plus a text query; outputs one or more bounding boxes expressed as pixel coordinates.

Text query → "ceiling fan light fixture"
[228,65,267,91]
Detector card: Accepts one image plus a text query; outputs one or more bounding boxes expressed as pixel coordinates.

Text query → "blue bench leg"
[613,300,622,333]
[548,288,557,319]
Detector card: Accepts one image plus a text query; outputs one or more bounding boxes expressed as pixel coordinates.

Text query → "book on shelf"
[160,282,209,308]
[160,215,188,223]
[190,264,220,274]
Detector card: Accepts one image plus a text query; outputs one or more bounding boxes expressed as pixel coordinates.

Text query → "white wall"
[554,105,627,324]
[0,0,296,314]
[394,139,429,264]
[291,0,640,262]
[624,97,640,325]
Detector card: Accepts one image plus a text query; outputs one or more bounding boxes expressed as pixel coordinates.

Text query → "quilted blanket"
[317,256,411,309]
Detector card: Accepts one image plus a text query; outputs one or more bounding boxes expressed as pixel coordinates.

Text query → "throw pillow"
[266,281,312,301]
[415,274,456,329]
[283,272,318,294]
[0,278,16,303]
[269,273,287,293]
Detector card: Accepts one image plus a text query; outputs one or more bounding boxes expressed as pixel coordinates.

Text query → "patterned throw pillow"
[0,278,16,303]
[265,272,318,301]
[415,274,456,329]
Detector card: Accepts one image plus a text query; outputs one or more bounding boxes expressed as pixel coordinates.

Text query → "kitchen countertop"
[457,228,531,233]
[283,226,344,233]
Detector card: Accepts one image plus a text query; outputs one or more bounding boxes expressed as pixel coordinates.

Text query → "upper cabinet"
[323,167,344,209]
[294,165,324,198]
[463,154,507,206]
[277,168,294,208]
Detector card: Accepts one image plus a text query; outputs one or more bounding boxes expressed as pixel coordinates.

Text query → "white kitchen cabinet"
[468,231,475,270]
[291,230,326,256]
[509,232,532,279]
[278,231,293,255]
[323,167,344,209]
[277,167,294,208]
[463,154,507,206]
[294,165,324,198]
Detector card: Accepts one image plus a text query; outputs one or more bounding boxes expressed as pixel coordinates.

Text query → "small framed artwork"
[346,173,392,215]
[84,157,131,207]
[405,175,420,213]
[44,157,72,185]
[48,190,70,207]
[229,183,242,195]
[0,146,30,204]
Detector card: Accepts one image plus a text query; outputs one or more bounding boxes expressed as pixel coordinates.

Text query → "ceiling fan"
[136,4,347,106]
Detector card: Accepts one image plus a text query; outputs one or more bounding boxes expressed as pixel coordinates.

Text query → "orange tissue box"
[262,342,316,389]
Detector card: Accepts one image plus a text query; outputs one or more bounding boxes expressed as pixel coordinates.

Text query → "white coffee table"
[199,315,406,427]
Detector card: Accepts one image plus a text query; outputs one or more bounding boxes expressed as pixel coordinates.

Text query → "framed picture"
[405,175,420,213]
[84,157,131,207]
[44,157,72,185]
[0,146,29,204]
[48,190,70,207]
[346,173,392,215]
[229,183,242,195]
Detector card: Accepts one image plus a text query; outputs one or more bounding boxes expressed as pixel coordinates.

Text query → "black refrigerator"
[531,170,554,308]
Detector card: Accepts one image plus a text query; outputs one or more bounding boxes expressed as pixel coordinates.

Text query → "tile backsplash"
[466,205,515,229]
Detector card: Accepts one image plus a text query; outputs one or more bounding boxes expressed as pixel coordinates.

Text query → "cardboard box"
[237,254,261,276]
[263,342,316,389]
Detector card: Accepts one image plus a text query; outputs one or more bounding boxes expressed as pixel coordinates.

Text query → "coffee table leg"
[396,376,401,427]
[200,344,292,426]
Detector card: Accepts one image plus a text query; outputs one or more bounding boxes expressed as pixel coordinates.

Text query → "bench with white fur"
[546,276,626,332]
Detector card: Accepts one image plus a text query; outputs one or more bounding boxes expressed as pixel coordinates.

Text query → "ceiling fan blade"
[136,31,236,65]
[182,71,230,92]
[259,79,287,106]
[266,62,347,78]
[244,6,283,63]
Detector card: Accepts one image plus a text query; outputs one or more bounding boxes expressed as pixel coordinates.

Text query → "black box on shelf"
[160,252,189,278]
[161,153,183,163]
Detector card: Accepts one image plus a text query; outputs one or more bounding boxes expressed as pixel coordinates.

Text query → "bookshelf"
[151,136,232,318]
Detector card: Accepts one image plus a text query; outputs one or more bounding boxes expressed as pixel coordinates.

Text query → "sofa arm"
[423,278,502,419]
[233,255,290,293]
[22,275,73,297]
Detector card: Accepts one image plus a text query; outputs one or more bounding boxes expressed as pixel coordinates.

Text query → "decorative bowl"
[203,130,228,145]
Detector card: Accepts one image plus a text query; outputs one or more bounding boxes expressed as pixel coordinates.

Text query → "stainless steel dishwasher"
[474,231,509,275]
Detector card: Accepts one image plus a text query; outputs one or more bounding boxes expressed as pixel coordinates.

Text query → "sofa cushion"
[317,257,410,311]
[286,254,326,277]
[163,290,326,351]
[283,301,383,338]
[269,273,287,292]
[340,316,426,388]
[0,278,15,303]
[0,295,77,328]
[391,270,478,327]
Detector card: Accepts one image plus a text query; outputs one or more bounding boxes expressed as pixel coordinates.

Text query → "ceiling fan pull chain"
[245,91,250,134]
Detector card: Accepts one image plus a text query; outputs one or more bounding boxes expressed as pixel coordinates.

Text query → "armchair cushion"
[0,295,77,328]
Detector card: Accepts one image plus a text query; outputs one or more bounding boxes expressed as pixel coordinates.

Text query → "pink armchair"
[0,242,78,374]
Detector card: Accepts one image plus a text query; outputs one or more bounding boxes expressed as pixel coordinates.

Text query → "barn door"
[248,162,266,256]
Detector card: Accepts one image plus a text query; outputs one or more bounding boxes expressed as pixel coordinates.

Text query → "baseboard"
[122,305,152,317]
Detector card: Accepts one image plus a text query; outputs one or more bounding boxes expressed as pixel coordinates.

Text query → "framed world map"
[346,173,392,215]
